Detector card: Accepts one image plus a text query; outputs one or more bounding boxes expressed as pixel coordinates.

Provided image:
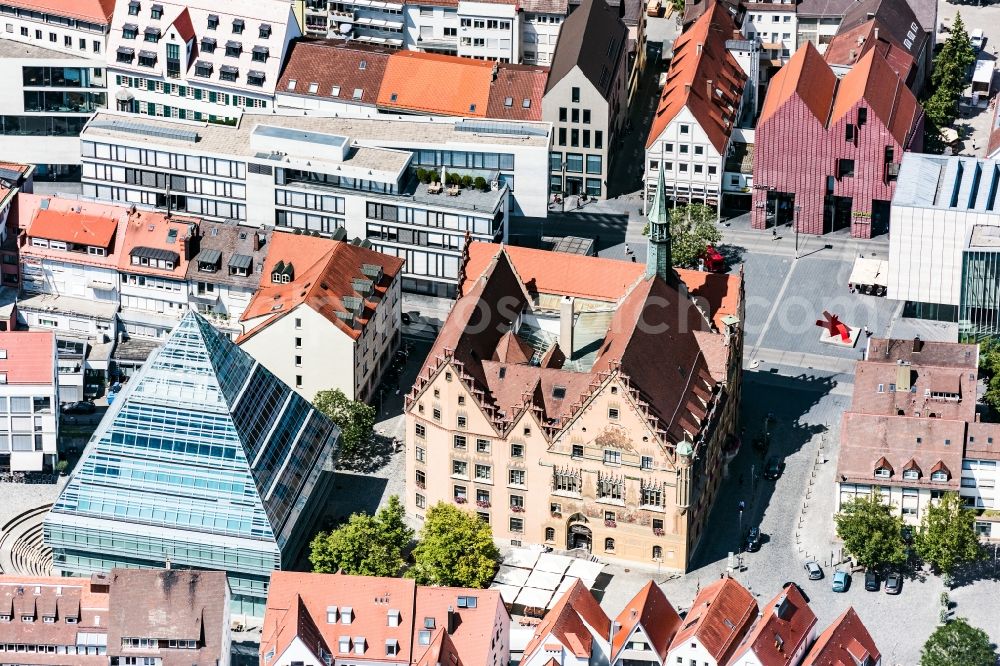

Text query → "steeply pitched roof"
[546,0,627,100]
[802,608,880,666]
[522,579,609,662]
[107,569,229,666]
[239,234,403,342]
[730,584,817,666]
[611,581,680,662]
[829,48,922,147]
[5,0,115,24]
[823,19,917,86]
[28,208,118,248]
[647,0,746,151]
[837,0,927,65]
[0,331,54,385]
[276,39,391,106]
[668,577,757,664]
[758,41,837,126]
[116,212,199,279]
[378,51,494,117]
[486,63,548,121]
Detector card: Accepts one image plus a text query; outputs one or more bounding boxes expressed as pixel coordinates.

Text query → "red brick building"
[751,42,923,238]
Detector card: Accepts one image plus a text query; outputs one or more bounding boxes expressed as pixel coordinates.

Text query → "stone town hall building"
[404,174,745,570]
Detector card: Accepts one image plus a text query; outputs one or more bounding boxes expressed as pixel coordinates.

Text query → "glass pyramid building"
[44,311,339,615]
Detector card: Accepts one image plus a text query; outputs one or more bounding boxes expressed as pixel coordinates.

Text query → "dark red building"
[751,42,923,238]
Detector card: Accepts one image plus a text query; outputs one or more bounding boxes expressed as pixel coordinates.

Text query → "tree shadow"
[717,243,746,268]
[949,552,1000,588]
[337,433,398,474]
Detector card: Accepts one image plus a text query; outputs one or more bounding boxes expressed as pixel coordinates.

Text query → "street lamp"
[793,204,802,259]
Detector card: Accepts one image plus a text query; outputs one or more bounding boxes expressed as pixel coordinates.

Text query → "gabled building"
[645,1,748,206]
[751,42,923,238]
[238,233,403,402]
[44,311,340,616]
[824,0,930,94]
[107,0,300,122]
[274,40,392,114]
[665,576,757,666]
[728,583,818,666]
[405,174,744,570]
[521,579,610,666]
[801,608,881,666]
[610,580,681,666]
[543,0,628,200]
[261,571,509,666]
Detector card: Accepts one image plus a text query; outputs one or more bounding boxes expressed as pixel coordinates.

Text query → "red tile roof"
[0,331,54,385]
[730,584,817,666]
[116,212,198,279]
[823,19,917,86]
[486,63,547,121]
[522,580,610,662]
[611,581,680,663]
[28,209,118,248]
[830,48,922,147]
[646,0,746,151]
[277,39,392,106]
[262,572,504,666]
[378,51,494,117]
[239,234,404,342]
[802,608,880,666]
[4,0,114,24]
[758,42,837,126]
[668,577,756,664]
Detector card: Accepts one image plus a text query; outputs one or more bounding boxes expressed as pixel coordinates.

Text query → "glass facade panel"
[44,312,339,617]
[960,245,1000,342]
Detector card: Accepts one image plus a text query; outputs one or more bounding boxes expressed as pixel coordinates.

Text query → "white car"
[971,29,986,51]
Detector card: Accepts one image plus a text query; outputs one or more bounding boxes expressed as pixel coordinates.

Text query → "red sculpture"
[816,311,851,342]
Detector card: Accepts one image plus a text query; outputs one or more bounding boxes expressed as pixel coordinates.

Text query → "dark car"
[763,457,785,480]
[746,527,762,552]
[61,401,96,415]
[885,572,903,595]
[864,570,880,592]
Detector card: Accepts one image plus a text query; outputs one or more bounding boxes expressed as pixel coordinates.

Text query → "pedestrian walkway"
[0,503,53,576]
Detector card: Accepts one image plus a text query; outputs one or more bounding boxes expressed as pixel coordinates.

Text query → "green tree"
[916,492,982,576]
[314,389,376,458]
[921,618,997,666]
[978,339,1000,412]
[926,13,976,130]
[924,86,960,129]
[642,203,723,268]
[408,502,499,588]
[834,492,907,570]
[309,495,413,576]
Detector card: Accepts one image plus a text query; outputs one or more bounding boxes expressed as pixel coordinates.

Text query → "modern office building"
[0,330,59,473]
[645,2,749,206]
[0,0,113,176]
[79,110,550,297]
[44,311,340,616]
[751,43,923,238]
[106,0,300,123]
[543,0,628,200]
[888,153,1000,325]
[405,177,745,570]
[238,232,403,402]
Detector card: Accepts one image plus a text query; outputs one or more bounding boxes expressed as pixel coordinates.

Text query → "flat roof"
[18,292,118,320]
[969,224,1000,248]
[0,39,81,60]
[893,153,1000,213]
[253,124,348,149]
[83,111,551,156]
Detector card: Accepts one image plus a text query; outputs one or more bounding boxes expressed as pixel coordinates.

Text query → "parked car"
[885,571,903,595]
[832,570,850,592]
[763,457,785,480]
[864,570,880,592]
[972,28,986,51]
[746,527,762,552]
[804,560,823,580]
[60,401,96,415]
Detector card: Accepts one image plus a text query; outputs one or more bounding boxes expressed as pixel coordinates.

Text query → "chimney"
[447,606,456,635]
[491,61,499,81]
[685,82,691,93]
[706,78,713,99]
[912,336,923,353]
[560,296,575,360]
[874,26,879,41]
[696,42,703,55]
[256,229,266,251]
[896,360,912,392]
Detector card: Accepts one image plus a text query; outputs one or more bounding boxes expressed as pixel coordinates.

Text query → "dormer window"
[385,639,399,656]
[123,24,138,39]
[252,46,269,63]
[931,470,948,482]
[875,467,891,478]
[338,637,350,653]
[21,615,33,623]
[150,3,162,19]
[144,27,160,42]
[201,37,216,53]
[65,616,77,624]
[902,469,919,480]
[207,14,218,29]
[341,607,353,625]
[259,23,272,38]
[353,637,365,654]
[387,609,401,627]
[225,41,242,58]
[232,19,245,34]
[42,615,55,623]
[247,71,265,87]
[127,0,140,15]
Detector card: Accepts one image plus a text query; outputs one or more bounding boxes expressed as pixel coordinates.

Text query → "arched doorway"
[567,514,592,552]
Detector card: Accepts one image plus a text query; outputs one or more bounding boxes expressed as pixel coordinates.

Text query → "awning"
[513,587,552,609]
[88,280,114,291]
[761,41,782,49]
[229,254,253,270]
[194,248,222,265]
[848,257,888,288]
[115,88,134,101]
[131,246,179,264]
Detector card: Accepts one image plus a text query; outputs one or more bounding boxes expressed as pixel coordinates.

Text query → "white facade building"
[405,3,458,54]
[0,0,112,176]
[79,111,550,298]
[742,0,797,66]
[0,331,59,473]
[106,0,299,123]
[888,153,1000,321]
[519,1,564,66]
